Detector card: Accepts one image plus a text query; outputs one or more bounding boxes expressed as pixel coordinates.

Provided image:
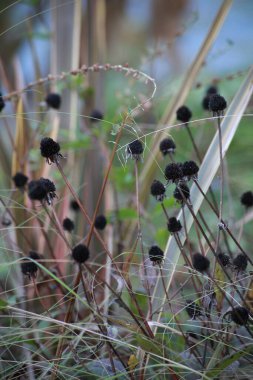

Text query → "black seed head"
[45,93,61,109]
[192,253,210,272]
[62,217,75,232]
[21,251,40,279]
[240,191,253,208]
[217,253,230,267]
[148,245,164,264]
[159,138,176,156]
[150,180,166,201]
[173,183,190,204]
[94,215,107,230]
[231,306,249,326]
[90,109,103,122]
[167,217,182,234]
[0,93,5,112]
[28,178,56,205]
[206,86,218,95]
[233,254,248,271]
[72,244,90,263]
[126,140,144,160]
[182,160,199,179]
[176,105,192,123]
[209,94,227,114]
[40,137,61,164]
[12,172,28,188]
[164,163,183,183]
[186,300,202,319]
[70,200,80,212]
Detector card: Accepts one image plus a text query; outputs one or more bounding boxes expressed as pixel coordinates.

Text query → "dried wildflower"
[40,137,62,164]
[209,94,227,115]
[148,245,164,265]
[185,300,202,319]
[0,92,5,112]
[192,253,210,272]
[231,306,249,326]
[72,244,90,263]
[167,217,182,234]
[182,160,199,180]
[233,254,248,271]
[206,86,218,95]
[173,183,190,204]
[12,172,28,189]
[126,140,144,160]
[159,137,176,156]
[21,251,40,279]
[90,109,103,122]
[70,200,80,212]
[63,217,75,232]
[45,93,61,109]
[164,163,183,183]
[28,178,56,205]
[150,180,166,201]
[176,105,192,123]
[94,215,107,230]
[240,191,253,208]
[217,253,230,267]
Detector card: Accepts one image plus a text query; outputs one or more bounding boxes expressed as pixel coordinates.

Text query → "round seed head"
[70,200,80,212]
[0,93,5,112]
[217,253,230,267]
[192,253,210,272]
[231,306,249,326]
[45,93,61,109]
[173,183,190,204]
[206,86,218,95]
[209,94,227,114]
[94,215,107,230]
[233,254,248,271]
[90,109,103,122]
[164,163,183,183]
[28,180,47,201]
[21,251,40,279]
[40,137,61,163]
[159,137,176,156]
[176,105,192,123]
[148,245,164,264]
[150,180,166,201]
[167,217,182,234]
[127,140,144,160]
[182,160,199,179]
[186,300,202,319]
[240,191,253,208]
[12,172,28,188]
[72,244,90,263]
[62,217,75,232]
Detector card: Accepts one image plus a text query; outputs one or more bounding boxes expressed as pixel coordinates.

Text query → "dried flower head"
[12,172,28,189]
[70,200,80,212]
[148,245,164,265]
[40,137,62,164]
[167,217,182,234]
[182,160,199,180]
[186,300,202,319]
[62,217,75,232]
[159,137,176,156]
[45,93,61,109]
[240,191,253,208]
[150,180,166,201]
[164,163,183,183]
[72,244,90,263]
[94,215,107,230]
[126,139,144,161]
[28,178,56,205]
[0,92,5,112]
[217,253,230,267]
[192,253,210,272]
[206,86,218,95]
[233,254,248,271]
[90,109,103,122]
[21,251,41,279]
[230,306,249,326]
[176,105,192,123]
[173,183,190,204]
[209,94,227,115]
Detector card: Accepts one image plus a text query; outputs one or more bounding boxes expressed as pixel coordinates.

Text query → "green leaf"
[0,299,8,310]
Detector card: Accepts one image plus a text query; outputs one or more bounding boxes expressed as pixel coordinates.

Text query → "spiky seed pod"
[176,105,192,123]
[233,254,248,271]
[209,94,227,115]
[45,93,61,109]
[94,215,107,230]
[148,245,164,265]
[70,200,80,212]
[62,217,75,232]
[40,137,62,164]
[90,109,103,122]
[126,140,144,160]
[12,172,28,188]
[182,160,199,180]
[150,180,166,201]
[173,183,190,204]
[21,251,40,279]
[192,253,210,272]
[0,93,5,112]
[159,137,176,156]
[72,244,90,263]
[28,178,56,205]
[186,300,202,319]
[240,191,253,208]
[167,217,182,233]
[164,163,183,183]
[206,86,218,95]
[230,306,249,326]
[217,253,230,267]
